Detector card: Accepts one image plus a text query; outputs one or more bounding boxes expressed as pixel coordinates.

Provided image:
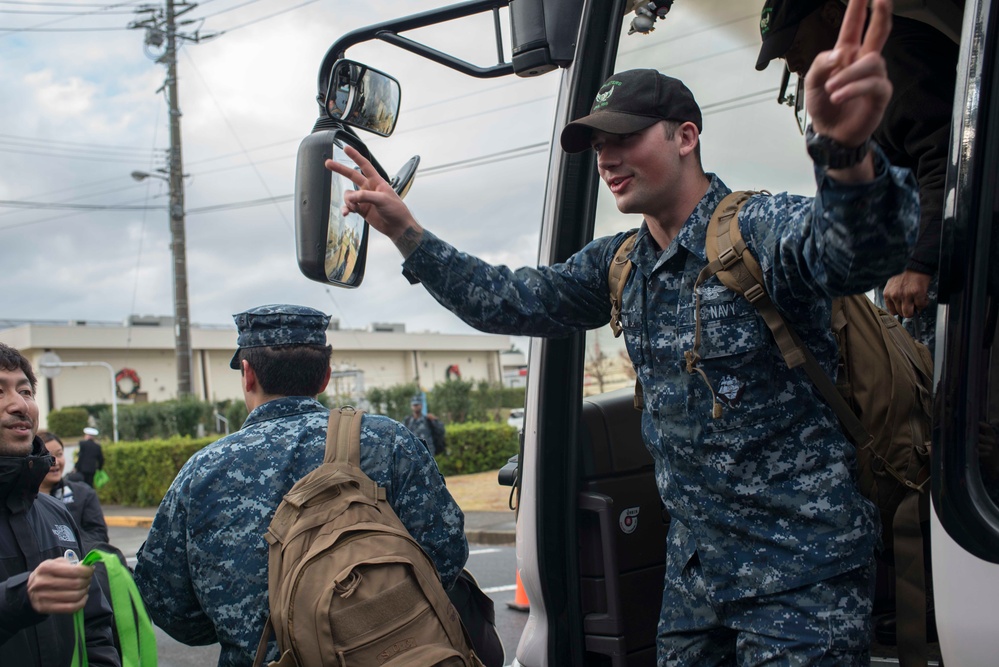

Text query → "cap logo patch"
[591,80,622,111]
[760,7,773,36]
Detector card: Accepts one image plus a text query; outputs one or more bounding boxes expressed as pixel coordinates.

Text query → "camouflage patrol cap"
[560,69,702,153]
[229,304,331,369]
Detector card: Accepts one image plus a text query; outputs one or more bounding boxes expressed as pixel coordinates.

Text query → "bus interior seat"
[577,387,668,666]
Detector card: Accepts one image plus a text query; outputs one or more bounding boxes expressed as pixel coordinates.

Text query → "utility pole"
[130,2,214,397]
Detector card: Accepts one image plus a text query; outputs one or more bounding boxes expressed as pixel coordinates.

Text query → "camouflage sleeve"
[743,145,920,304]
[362,416,468,589]
[402,230,630,337]
[133,457,217,645]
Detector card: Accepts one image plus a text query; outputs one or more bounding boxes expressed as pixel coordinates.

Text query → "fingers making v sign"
[325,146,423,250]
[805,0,894,149]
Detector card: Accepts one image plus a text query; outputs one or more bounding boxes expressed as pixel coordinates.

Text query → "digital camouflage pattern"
[133,396,467,667]
[228,304,331,369]
[659,549,874,664]
[401,149,917,607]
[404,414,436,451]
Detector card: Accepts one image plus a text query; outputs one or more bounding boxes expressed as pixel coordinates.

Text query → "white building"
[0,317,514,428]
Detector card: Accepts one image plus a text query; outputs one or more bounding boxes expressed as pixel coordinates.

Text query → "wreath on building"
[115,368,141,399]
[445,364,462,381]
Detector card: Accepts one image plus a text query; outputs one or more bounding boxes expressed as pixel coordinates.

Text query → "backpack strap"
[608,232,638,338]
[322,406,385,501]
[700,190,806,369]
[694,190,873,446]
[325,406,364,466]
[606,232,644,410]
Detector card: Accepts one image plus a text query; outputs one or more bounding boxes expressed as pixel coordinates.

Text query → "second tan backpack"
[253,406,483,667]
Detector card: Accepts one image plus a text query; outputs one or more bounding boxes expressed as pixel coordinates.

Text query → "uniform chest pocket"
[619,309,646,368]
[678,294,778,428]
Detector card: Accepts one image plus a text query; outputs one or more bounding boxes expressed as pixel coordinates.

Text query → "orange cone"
[507,570,530,612]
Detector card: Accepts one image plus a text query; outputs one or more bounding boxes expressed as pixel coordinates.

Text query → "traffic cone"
[507,569,530,612]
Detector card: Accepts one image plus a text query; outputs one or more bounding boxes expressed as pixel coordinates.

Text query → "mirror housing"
[295,124,420,288]
[295,127,379,288]
[323,60,401,137]
[509,0,585,76]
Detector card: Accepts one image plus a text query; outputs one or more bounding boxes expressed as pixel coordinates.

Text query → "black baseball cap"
[559,69,702,154]
[756,0,826,71]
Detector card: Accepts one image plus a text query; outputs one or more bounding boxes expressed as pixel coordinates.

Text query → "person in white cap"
[75,426,104,488]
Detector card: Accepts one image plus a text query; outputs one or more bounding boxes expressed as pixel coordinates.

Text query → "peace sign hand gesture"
[805,0,894,155]
[326,146,425,256]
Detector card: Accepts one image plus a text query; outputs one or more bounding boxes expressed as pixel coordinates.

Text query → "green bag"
[93,469,110,489]
[71,549,157,667]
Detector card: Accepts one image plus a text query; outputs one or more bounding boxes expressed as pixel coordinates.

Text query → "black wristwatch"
[805,123,872,169]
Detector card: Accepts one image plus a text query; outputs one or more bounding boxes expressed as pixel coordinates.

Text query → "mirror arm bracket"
[374,31,515,79]
[315,0,512,114]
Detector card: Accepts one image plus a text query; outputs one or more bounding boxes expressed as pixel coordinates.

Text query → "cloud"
[0,0,817,346]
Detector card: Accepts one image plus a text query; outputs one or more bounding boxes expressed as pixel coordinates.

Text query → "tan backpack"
[252,406,483,667]
[609,191,934,665]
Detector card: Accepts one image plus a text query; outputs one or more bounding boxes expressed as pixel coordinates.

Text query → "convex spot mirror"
[295,126,419,288]
[323,60,401,137]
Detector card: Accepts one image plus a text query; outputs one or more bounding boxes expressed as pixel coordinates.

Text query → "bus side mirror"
[322,60,401,137]
[294,127,419,288]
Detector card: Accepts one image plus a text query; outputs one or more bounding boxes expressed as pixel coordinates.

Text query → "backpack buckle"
[718,247,739,269]
[744,284,765,303]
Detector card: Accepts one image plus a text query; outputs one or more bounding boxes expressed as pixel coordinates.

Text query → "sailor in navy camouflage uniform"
[133,304,467,667]
[328,2,915,663]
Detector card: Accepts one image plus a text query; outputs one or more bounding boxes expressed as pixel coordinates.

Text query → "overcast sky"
[1,0,815,354]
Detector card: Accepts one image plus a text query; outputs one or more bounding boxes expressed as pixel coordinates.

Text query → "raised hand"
[325,146,424,254]
[804,0,894,148]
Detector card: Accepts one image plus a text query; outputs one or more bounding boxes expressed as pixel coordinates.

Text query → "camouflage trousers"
[658,552,875,666]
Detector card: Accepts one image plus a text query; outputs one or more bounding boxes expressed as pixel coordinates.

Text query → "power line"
[181,48,292,230]
[187,193,291,214]
[194,0,266,19]
[0,199,164,211]
[0,145,165,163]
[0,132,166,154]
[213,0,318,34]
[0,183,156,219]
[0,2,128,5]
[0,89,782,223]
[0,24,131,31]
[0,0,143,36]
[0,8,137,15]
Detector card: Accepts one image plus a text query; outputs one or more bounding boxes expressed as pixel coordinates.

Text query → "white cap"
[83,427,99,436]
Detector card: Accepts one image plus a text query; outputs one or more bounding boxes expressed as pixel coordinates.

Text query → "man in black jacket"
[756,0,957,350]
[0,343,119,667]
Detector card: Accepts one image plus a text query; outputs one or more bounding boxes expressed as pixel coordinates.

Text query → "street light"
[38,352,119,443]
[130,169,168,182]
[131,163,193,397]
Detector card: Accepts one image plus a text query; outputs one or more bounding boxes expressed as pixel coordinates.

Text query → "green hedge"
[434,421,519,476]
[93,421,518,507]
[94,397,218,441]
[46,407,90,438]
[96,436,215,507]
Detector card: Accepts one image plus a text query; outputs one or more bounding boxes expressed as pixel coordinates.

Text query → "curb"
[465,530,515,547]
[105,516,154,528]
